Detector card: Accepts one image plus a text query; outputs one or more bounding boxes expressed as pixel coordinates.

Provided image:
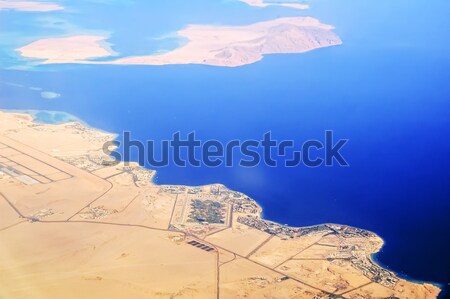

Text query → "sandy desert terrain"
[0,111,441,298]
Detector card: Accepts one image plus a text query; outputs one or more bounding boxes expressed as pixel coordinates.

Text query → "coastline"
[1,108,442,298]
[1,0,449,295]
[370,252,445,298]
[0,109,117,137]
[0,109,84,125]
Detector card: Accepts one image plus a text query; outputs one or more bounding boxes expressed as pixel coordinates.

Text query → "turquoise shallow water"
[0,109,82,124]
[0,0,449,297]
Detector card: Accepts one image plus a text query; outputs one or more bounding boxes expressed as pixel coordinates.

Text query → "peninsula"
[0,110,441,298]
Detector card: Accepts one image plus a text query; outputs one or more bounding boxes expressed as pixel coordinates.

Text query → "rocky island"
[17,17,341,67]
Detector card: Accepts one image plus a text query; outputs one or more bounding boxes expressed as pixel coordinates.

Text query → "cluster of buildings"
[160,185,186,194]
[327,224,378,239]
[30,209,54,221]
[123,166,155,184]
[351,254,399,288]
[160,184,262,216]
[232,198,260,214]
[237,215,399,288]
[78,205,117,220]
[237,215,332,238]
[58,154,105,172]
[64,123,113,144]
[161,185,204,195]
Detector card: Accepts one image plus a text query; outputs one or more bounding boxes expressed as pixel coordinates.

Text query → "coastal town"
[161,183,400,290]
[0,111,441,299]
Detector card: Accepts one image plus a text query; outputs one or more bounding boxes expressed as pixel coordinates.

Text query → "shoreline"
[370,252,445,296]
[0,109,116,136]
[2,108,442,297]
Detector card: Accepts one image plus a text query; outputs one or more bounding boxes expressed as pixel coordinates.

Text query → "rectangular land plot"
[9,165,39,177]
[46,172,72,181]
[7,154,64,177]
[0,147,21,157]
[29,175,52,184]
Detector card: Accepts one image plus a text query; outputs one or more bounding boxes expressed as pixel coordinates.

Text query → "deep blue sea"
[0,0,449,296]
